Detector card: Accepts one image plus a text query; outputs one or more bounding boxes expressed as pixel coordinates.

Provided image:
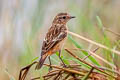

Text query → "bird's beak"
[70,16,76,19]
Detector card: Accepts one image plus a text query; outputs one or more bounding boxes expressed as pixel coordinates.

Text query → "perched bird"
[35,13,75,70]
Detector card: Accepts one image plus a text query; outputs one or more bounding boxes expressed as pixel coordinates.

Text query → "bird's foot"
[49,66,52,71]
[63,63,67,67]
[60,63,67,68]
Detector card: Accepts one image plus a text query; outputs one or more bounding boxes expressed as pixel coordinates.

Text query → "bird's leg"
[58,50,66,67]
[48,56,52,71]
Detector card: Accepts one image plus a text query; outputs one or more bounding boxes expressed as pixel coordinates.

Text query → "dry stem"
[68,31,120,56]
[65,49,116,79]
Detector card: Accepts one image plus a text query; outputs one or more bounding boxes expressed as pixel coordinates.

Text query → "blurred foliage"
[0,0,120,80]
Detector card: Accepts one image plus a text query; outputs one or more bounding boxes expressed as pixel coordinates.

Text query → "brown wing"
[41,25,67,56]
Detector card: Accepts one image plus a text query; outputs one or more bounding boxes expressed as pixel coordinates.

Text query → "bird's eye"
[63,16,66,19]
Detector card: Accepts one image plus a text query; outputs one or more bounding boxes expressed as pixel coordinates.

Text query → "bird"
[35,12,75,70]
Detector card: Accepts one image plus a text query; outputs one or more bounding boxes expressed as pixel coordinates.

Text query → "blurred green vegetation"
[0,0,120,80]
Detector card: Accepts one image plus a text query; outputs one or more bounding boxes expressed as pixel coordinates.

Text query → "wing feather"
[41,25,67,56]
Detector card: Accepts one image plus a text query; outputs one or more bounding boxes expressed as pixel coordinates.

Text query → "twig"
[96,66,120,75]
[44,70,61,77]
[71,73,77,79]
[44,64,85,76]
[104,27,120,37]
[81,67,94,80]
[68,64,81,66]
[68,31,120,56]
[49,70,61,74]
[63,73,71,80]
[66,48,116,69]
[65,49,116,79]
[31,77,40,80]
[88,50,116,68]
[19,61,37,80]
[82,47,99,60]
[65,48,115,69]
[53,70,62,80]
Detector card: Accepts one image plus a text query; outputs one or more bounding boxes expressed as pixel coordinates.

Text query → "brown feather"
[35,53,48,70]
[35,13,74,70]
[41,25,67,56]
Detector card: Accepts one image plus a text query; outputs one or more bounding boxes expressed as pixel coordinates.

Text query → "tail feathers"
[35,54,48,70]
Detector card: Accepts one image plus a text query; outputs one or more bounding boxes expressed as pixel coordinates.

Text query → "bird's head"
[52,13,75,24]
